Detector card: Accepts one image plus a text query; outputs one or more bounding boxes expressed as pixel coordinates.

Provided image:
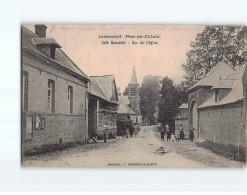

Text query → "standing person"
[103,122,108,143]
[166,124,171,141]
[133,123,138,137]
[189,126,195,142]
[126,128,130,138]
[160,129,165,141]
[175,129,180,142]
[179,124,185,140]
[130,124,134,138]
[171,132,176,142]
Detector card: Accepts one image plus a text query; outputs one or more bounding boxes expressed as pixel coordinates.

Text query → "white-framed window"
[34,115,46,130]
[48,80,55,112]
[68,86,73,114]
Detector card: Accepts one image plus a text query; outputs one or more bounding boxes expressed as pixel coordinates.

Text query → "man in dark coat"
[160,129,165,141]
[129,124,134,138]
[189,126,195,142]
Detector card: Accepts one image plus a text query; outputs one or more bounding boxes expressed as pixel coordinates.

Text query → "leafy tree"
[123,86,129,95]
[139,75,161,124]
[158,76,180,130]
[183,26,247,87]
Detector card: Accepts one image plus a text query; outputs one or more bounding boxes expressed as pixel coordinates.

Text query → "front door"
[88,98,97,138]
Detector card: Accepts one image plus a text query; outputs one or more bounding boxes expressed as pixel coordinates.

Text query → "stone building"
[117,65,142,124]
[174,103,189,136]
[188,61,246,155]
[88,75,119,138]
[21,25,89,153]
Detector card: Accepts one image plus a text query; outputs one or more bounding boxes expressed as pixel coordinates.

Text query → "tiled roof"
[179,103,188,109]
[89,75,118,104]
[21,26,89,80]
[188,61,236,92]
[198,66,245,109]
[117,104,137,115]
[211,79,236,89]
[118,95,129,105]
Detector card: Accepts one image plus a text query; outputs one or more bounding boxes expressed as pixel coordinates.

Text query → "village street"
[22,126,245,168]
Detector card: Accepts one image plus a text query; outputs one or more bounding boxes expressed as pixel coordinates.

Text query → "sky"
[24,24,204,92]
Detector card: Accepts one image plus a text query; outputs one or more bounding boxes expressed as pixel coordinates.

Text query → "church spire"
[130,64,138,84]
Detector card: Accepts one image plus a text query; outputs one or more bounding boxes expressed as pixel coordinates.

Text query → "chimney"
[34,24,47,38]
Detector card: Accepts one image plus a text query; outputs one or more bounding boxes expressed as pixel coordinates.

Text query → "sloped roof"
[179,103,188,109]
[198,66,245,109]
[117,104,137,115]
[211,79,236,89]
[89,75,118,104]
[130,65,138,84]
[118,95,129,105]
[89,77,109,101]
[174,113,188,120]
[188,61,235,92]
[21,26,88,80]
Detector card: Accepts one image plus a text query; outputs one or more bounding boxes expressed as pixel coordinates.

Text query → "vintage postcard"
[21,24,247,168]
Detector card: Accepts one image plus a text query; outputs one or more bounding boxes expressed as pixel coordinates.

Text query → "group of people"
[126,123,138,138]
[160,124,195,142]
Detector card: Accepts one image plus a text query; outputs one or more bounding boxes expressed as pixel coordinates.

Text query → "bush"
[23,141,85,157]
[117,119,132,136]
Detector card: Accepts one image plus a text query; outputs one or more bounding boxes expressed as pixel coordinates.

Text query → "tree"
[123,86,129,95]
[158,76,180,130]
[139,75,161,124]
[182,26,247,87]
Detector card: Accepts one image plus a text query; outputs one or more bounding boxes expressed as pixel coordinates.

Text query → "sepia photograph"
[21,24,247,168]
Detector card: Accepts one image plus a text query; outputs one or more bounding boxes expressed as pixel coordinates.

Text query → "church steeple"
[130,65,138,84]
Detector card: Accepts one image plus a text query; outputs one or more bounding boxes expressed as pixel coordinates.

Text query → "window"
[34,115,46,130]
[130,87,136,96]
[35,115,41,129]
[215,89,220,102]
[26,115,33,139]
[22,71,28,110]
[48,80,55,112]
[68,86,73,114]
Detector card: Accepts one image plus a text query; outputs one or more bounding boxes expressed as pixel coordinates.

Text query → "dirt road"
[22,125,245,168]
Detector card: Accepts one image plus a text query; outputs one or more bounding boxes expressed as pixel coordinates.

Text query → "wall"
[188,87,213,126]
[198,102,245,149]
[22,54,88,152]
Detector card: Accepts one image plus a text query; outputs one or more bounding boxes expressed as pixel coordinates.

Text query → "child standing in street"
[171,133,176,142]
[175,129,180,142]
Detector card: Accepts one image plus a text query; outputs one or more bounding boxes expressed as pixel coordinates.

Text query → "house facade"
[188,61,246,156]
[21,25,89,153]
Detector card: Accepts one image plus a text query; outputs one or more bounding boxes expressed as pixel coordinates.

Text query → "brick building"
[21,25,90,153]
[188,61,246,155]
[174,103,189,136]
[88,75,119,138]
